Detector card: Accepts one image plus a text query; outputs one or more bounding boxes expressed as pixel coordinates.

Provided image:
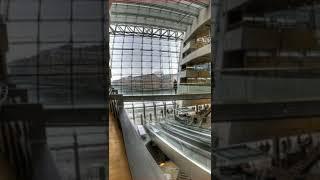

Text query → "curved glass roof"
[109,0,209,32]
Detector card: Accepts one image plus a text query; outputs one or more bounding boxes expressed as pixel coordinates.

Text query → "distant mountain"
[112,73,176,90]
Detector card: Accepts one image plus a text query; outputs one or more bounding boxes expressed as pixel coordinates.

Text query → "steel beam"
[109,24,184,40]
[110,20,187,32]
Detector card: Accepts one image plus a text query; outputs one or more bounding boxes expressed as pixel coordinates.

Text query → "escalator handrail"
[148,124,211,158]
[166,122,211,138]
[160,123,211,146]
[147,124,211,174]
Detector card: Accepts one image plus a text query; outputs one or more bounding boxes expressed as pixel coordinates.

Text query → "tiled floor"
[109,113,132,180]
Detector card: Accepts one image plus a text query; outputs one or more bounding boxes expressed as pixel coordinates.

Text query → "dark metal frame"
[110,26,181,95]
[3,0,107,106]
[110,23,185,40]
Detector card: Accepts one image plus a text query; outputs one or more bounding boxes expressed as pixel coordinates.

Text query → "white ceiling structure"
[109,0,209,32]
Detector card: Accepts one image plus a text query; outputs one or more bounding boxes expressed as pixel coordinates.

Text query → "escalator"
[146,122,211,180]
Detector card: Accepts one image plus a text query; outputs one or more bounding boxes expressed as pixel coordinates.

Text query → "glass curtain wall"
[124,101,176,124]
[110,25,182,95]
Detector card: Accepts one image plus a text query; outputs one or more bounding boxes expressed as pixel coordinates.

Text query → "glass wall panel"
[110,29,181,95]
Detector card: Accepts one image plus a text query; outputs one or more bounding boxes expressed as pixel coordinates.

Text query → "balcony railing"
[180,69,210,78]
[181,44,211,66]
[177,83,211,94]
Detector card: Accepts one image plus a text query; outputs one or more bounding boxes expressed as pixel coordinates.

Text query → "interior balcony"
[183,2,211,44]
[177,83,211,95]
[180,69,210,79]
[183,37,210,56]
[181,44,211,66]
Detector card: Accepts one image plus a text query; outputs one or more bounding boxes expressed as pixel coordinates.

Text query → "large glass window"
[110,26,182,95]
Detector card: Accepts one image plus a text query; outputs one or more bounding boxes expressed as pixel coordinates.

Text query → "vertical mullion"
[159,37,163,94]
[168,38,171,93]
[111,35,115,91]
[36,0,42,103]
[141,34,144,95]
[150,36,153,94]
[131,34,134,95]
[70,0,74,106]
[121,34,124,94]
[102,0,107,105]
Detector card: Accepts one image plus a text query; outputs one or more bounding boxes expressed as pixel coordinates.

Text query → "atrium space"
[109,1,212,180]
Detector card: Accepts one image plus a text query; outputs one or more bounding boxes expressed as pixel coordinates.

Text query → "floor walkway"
[109,112,132,180]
